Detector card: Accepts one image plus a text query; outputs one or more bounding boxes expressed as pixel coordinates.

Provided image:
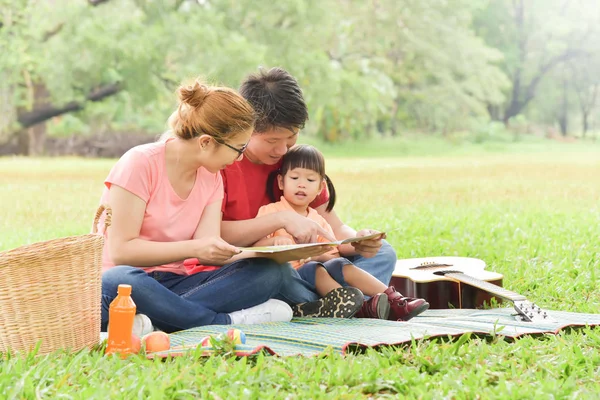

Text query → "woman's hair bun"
[178,80,209,109]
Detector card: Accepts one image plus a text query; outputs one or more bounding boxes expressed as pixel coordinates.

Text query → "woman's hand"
[281,211,336,244]
[191,236,241,264]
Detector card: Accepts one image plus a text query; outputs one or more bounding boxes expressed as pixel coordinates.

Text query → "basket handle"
[92,204,112,234]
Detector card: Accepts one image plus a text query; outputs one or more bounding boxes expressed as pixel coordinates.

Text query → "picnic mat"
[146,307,600,358]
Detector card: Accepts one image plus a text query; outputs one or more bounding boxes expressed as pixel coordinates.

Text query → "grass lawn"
[1,138,599,398]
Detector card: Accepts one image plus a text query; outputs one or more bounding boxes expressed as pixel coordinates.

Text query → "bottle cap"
[117,284,132,296]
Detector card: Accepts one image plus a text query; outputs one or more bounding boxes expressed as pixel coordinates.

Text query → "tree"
[474,0,600,125]
[374,0,509,134]
[569,56,600,137]
[0,0,265,154]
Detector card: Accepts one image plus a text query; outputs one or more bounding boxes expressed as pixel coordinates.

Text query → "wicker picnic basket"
[0,205,110,355]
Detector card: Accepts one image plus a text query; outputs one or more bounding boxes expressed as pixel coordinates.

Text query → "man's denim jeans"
[345,240,397,287]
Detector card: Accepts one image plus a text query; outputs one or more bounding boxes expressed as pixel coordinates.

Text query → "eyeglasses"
[213,138,249,157]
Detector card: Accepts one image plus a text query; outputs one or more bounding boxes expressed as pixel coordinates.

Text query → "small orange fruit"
[131,334,141,354]
[142,331,170,353]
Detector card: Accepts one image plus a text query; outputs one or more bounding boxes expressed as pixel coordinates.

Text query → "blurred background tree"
[0,0,599,155]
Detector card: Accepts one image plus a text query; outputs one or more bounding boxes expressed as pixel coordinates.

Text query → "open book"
[238,231,385,253]
[183,232,387,267]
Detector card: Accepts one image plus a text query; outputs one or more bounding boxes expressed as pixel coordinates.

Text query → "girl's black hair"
[266,144,336,212]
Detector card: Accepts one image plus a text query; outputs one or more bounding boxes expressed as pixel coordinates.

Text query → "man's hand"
[281,211,336,243]
[350,229,385,258]
[267,244,334,265]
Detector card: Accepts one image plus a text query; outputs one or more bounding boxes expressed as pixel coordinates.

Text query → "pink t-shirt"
[98,140,223,275]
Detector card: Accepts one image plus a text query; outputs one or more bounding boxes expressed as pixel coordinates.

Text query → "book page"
[239,231,385,253]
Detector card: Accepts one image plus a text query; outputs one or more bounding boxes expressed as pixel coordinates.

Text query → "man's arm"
[221,214,287,247]
[222,212,336,247]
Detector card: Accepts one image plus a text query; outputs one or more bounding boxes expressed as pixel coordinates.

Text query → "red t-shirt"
[221,156,329,221]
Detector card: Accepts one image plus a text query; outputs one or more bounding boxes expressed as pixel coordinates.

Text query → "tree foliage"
[0,0,598,154]
[474,0,600,127]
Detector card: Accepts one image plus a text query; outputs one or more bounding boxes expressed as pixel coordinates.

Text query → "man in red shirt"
[220,68,427,320]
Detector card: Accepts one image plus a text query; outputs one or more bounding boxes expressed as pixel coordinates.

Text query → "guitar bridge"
[412,261,453,270]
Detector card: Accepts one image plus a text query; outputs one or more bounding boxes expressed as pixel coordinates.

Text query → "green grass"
[1,139,600,399]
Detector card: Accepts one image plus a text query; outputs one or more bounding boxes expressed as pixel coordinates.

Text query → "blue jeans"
[274,264,320,304]
[297,258,352,287]
[102,258,289,333]
[278,241,397,300]
[344,240,396,286]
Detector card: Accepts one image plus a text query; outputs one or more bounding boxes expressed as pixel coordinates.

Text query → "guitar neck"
[445,272,526,302]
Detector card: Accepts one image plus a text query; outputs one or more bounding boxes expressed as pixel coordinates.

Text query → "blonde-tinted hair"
[167,78,256,141]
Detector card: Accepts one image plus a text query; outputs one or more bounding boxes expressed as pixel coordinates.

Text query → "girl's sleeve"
[256,204,277,238]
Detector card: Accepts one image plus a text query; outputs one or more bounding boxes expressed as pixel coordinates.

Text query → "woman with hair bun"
[99,78,331,334]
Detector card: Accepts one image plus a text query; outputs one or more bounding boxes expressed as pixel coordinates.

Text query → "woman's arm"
[221,213,288,246]
[108,186,239,266]
[193,200,223,239]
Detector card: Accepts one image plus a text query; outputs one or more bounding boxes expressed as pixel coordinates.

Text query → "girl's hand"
[312,253,337,263]
[273,237,295,246]
[295,257,312,268]
[191,236,241,264]
[268,244,333,265]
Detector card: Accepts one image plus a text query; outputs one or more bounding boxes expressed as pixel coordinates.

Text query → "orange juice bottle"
[105,284,136,358]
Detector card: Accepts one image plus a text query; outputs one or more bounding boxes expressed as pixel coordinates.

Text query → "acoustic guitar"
[391,256,554,323]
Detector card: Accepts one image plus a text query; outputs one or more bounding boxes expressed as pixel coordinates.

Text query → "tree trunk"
[503,99,522,125]
[17,83,120,129]
[487,103,502,121]
[582,112,589,138]
[16,124,47,156]
[16,84,51,156]
[558,76,569,137]
[389,99,400,136]
[12,83,121,155]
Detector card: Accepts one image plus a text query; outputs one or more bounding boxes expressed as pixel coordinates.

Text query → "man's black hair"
[239,67,309,133]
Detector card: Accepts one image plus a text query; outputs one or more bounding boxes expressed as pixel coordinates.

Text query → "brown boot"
[354,293,390,319]
[385,286,429,321]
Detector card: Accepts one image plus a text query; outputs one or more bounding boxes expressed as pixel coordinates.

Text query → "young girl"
[254,144,430,321]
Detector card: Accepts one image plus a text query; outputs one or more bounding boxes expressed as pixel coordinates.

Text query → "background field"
[1,140,600,398]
